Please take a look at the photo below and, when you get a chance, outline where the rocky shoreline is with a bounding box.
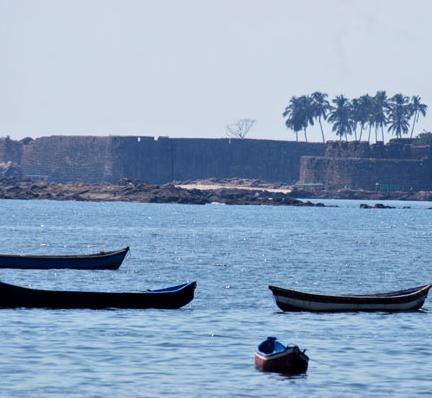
[289,187,432,201]
[0,178,324,207]
[1,178,431,206]
[178,178,432,202]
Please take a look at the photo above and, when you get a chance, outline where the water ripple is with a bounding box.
[0,200,430,396]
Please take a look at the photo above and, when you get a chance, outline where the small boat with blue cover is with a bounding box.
[255,337,309,375]
[0,280,197,309]
[0,247,129,270]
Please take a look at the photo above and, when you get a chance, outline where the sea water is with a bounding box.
[0,199,430,397]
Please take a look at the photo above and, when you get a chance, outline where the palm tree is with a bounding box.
[387,94,411,138]
[310,91,330,143]
[356,95,373,141]
[298,95,314,142]
[283,96,301,141]
[328,95,353,141]
[409,96,427,138]
[372,91,388,142]
[362,94,378,142]
[282,95,314,142]
[350,98,360,140]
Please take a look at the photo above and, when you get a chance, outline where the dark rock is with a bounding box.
[360,203,395,209]
[0,179,331,207]
[373,203,395,209]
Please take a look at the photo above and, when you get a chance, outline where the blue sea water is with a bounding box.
[0,199,430,397]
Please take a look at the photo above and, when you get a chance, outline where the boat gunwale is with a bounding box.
[0,246,129,260]
[0,280,196,297]
[255,350,294,361]
[269,284,432,305]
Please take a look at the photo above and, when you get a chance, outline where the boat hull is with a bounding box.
[0,247,129,270]
[269,284,431,312]
[255,349,308,375]
[0,280,196,309]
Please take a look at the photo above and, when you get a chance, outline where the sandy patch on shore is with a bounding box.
[176,183,292,194]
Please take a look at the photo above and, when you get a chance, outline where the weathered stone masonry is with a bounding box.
[0,136,325,184]
[299,140,432,190]
[5,136,431,189]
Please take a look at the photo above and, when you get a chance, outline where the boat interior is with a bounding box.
[258,337,286,354]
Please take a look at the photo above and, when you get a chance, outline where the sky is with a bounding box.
[0,0,431,142]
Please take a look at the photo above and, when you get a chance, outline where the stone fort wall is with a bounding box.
[299,141,432,190]
[5,136,431,189]
[0,137,22,164]
[300,156,432,190]
[20,136,114,183]
[0,136,325,184]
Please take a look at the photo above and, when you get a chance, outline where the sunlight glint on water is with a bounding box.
[0,199,430,397]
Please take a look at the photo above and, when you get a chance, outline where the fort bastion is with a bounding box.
[299,140,432,191]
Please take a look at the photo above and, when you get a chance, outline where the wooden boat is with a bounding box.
[255,337,309,375]
[0,247,129,270]
[269,284,432,312]
[0,280,196,309]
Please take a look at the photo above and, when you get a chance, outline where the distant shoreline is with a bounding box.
[288,187,432,202]
[178,179,432,202]
[0,178,322,207]
[0,178,431,205]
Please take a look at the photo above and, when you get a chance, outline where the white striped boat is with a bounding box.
[269,284,432,312]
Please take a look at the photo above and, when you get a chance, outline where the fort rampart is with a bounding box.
[299,140,432,190]
[3,135,432,190]
[0,136,325,184]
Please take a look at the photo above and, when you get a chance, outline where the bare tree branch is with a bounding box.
[226,119,256,139]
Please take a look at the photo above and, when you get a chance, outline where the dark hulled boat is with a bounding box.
[0,280,196,309]
[269,284,432,312]
[255,337,309,375]
[0,247,129,270]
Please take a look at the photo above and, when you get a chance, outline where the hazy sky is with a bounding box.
[1,0,431,141]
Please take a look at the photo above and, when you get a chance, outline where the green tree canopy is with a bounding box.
[328,95,353,141]
[283,92,427,143]
[310,91,331,143]
[409,96,427,138]
[387,94,411,138]
[283,95,314,142]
